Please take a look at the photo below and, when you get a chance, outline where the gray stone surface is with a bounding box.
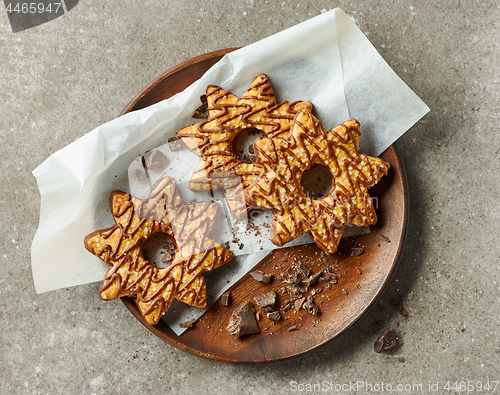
[1,0,498,394]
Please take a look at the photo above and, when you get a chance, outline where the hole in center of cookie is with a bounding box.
[234,128,264,164]
[142,233,177,268]
[300,164,333,199]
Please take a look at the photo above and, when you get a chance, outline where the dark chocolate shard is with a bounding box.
[351,247,364,256]
[226,301,260,338]
[298,263,311,277]
[374,328,398,353]
[220,291,231,306]
[250,270,272,283]
[144,149,167,170]
[254,291,277,308]
[284,269,301,284]
[301,271,322,287]
[131,168,146,181]
[167,136,184,151]
[303,295,320,316]
[266,311,281,321]
[179,319,195,329]
[286,284,301,296]
[294,297,306,312]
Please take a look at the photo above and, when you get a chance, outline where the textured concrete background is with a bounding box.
[1,0,499,394]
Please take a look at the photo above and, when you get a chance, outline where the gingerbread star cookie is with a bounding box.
[247,108,390,254]
[178,74,312,217]
[84,177,233,325]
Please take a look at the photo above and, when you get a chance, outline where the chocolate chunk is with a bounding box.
[220,291,231,306]
[266,311,281,321]
[301,271,322,287]
[351,247,364,256]
[250,270,272,283]
[192,109,207,119]
[374,328,398,353]
[287,325,299,332]
[192,99,208,119]
[311,288,322,295]
[283,304,293,312]
[144,149,167,170]
[167,136,184,151]
[377,233,391,243]
[179,319,195,328]
[131,168,146,181]
[226,301,260,338]
[319,272,337,282]
[255,312,262,321]
[261,306,274,315]
[298,263,311,277]
[298,285,309,294]
[284,269,301,284]
[303,296,320,316]
[162,253,172,263]
[294,297,306,312]
[254,291,277,308]
[286,284,301,296]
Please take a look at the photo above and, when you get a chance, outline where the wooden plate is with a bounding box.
[120,48,408,364]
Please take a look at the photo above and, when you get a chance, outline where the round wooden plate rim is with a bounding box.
[119,48,408,364]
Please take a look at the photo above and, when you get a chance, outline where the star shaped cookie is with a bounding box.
[84,177,233,325]
[178,74,312,217]
[247,108,390,254]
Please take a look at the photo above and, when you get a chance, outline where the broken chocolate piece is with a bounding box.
[261,306,274,315]
[287,284,301,296]
[226,301,260,338]
[374,328,398,353]
[266,311,281,321]
[294,297,306,312]
[287,325,299,332]
[301,271,322,287]
[131,168,146,182]
[250,270,272,283]
[283,304,293,312]
[284,269,301,284]
[167,136,184,151]
[254,291,277,308]
[303,296,321,316]
[298,263,311,277]
[377,233,391,243]
[319,272,337,282]
[192,95,208,118]
[144,149,167,170]
[351,247,364,256]
[179,319,195,329]
[220,291,231,306]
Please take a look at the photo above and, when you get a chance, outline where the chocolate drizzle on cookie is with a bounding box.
[177,74,313,217]
[84,177,232,325]
[248,108,390,254]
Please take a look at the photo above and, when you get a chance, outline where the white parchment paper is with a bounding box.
[31,8,429,334]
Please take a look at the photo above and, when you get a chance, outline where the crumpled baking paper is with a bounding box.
[31,8,429,335]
